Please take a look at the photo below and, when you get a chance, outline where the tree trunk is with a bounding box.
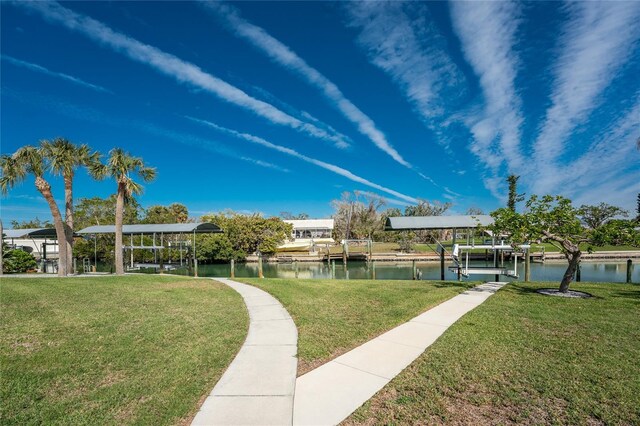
[35,176,67,276]
[114,184,125,275]
[64,174,74,274]
[559,250,581,293]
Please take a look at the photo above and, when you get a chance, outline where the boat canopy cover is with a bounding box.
[3,228,59,239]
[76,222,222,235]
[384,215,494,230]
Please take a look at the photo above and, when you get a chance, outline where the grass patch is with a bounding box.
[1,275,248,425]
[347,282,640,425]
[238,278,474,374]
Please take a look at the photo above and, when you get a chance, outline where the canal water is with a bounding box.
[129,260,639,283]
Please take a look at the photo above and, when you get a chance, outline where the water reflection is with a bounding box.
[130,259,638,283]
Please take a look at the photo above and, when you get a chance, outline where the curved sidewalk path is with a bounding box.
[293,281,506,426]
[192,278,298,426]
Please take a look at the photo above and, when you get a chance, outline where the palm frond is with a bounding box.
[0,154,27,195]
[15,146,45,177]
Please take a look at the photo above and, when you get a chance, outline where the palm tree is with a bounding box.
[0,147,68,276]
[94,148,156,275]
[41,138,101,273]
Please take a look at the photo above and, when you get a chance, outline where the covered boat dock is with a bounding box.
[76,222,222,276]
[384,215,521,281]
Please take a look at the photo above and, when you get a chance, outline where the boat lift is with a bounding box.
[385,215,520,280]
[450,240,519,278]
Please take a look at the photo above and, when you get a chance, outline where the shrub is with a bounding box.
[3,249,38,273]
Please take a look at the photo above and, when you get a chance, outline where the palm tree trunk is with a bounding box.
[0,219,4,275]
[114,184,125,275]
[35,176,67,276]
[559,250,581,293]
[64,174,74,274]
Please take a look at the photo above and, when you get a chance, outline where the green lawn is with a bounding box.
[532,242,638,253]
[238,278,474,374]
[1,275,248,425]
[347,282,640,425]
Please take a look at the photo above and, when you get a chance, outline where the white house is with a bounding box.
[279,219,335,251]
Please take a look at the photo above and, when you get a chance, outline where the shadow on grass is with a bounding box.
[507,283,543,296]
[428,280,475,290]
[610,290,640,301]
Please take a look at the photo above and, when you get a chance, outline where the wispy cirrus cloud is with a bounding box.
[353,190,412,207]
[186,116,419,204]
[16,1,349,149]
[548,97,640,208]
[2,86,290,174]
[345,1,465,149]
[449,1,524,179]
[532,1,640,193]
[204,1,409,167]
[2,54,112,94]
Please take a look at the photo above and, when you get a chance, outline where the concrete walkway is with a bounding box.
[192,278,298,426]
[292,282,506,426]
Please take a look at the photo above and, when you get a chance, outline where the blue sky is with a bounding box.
[1,1,639,224]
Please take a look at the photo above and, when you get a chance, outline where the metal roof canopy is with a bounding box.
[384,215,494,231]
[3,228,59,239]
[76,222,222,235]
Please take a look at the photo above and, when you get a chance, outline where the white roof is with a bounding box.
[284,219,334,229]
[385,215,494,230]
[3,228,59,239]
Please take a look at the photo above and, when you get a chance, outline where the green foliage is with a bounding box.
[507,174,525,212]
[95,148,157,201]
[10,217,53,229]
[491,195,638,291]
[144,203,189,224]
[591,219,640,248]
[375,207,403,242]
[199,212,292,261]
[491,195,586,250]
[197,234,237,261]
[578,202,627,229]
[2,249,37,273]
[73,196,143,263]
[74,196,143,230]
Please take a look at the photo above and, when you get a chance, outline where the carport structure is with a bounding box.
[76,222,222,276]
[384,215,521,281]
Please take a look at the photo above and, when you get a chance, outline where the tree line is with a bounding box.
[2,141,638,294]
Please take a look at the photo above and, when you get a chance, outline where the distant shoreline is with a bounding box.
[248,250,640,263]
